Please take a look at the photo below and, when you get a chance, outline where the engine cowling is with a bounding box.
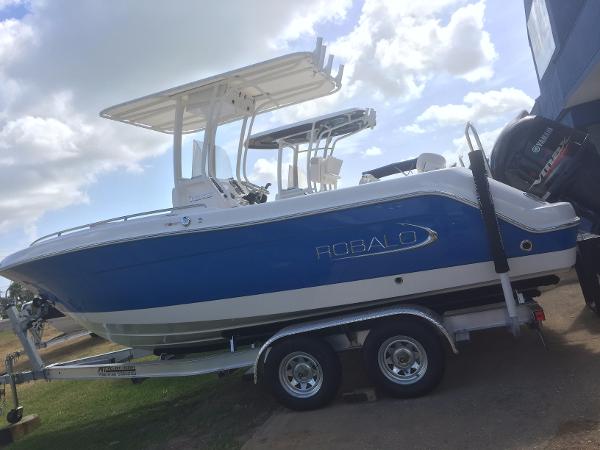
[490,114,600,231]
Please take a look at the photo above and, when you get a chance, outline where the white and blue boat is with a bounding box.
[0,40,579,352]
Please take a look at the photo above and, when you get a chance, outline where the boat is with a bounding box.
[0,39,580,352]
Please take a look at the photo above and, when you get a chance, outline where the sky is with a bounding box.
[0,0,539,292]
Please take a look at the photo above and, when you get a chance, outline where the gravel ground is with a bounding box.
[243,277,600,450]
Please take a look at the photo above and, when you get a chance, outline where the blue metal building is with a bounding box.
[525,0,600,148]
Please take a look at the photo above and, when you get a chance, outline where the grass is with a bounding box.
[0,329,276,449]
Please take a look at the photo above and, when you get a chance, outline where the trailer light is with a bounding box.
[533,309,545,322]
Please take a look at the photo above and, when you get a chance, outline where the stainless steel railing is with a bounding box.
[30,203,203,246]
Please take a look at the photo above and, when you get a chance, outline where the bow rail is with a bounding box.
[30,204,202,246]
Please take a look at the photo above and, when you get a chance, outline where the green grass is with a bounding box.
[7,375,274,449]
[0,332,276,450]
[6,372,275,450]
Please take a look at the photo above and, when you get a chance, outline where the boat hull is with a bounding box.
[0,193,577,350]
[74,251,571,350]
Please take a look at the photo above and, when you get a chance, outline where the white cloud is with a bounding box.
[452,125,502,156]
[0,0,23,10]
[439,125,503,167]
[330,0,497,101]
[271,0,352,48]
[416,87,534,127]
[0,18,33,65]
[363,146,382,157]
[399,123,427,134]
[271,0,499,124]
[0,94,169,231]
[401,88,532,168]
[0,0,347,234]
[438,1,497,82]
[250,158,278,187]
[269,91,345,125]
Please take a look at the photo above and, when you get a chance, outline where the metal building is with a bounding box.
[525,0,600,148]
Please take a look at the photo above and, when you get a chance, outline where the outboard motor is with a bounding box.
[491,114,600,315]
[490,114,600,232]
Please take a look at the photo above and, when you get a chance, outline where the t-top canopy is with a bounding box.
[247,108,376,149]
[100,39,343,134]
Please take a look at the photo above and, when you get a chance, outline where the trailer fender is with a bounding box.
[253,304,457,383]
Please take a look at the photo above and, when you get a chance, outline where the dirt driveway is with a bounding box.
[243,279,600,450]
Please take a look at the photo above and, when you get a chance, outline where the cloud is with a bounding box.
[0,18,33,66]
[330,0,497,101]
[0,93,169,231]
[250,158,278,187]
[399,123,427,134]
[401,87,533,167]
[270,0,352,48]
[450,125,503,161]
[415,87,534,127]
[270,1,498,125]
[268,91,345,126]
[363,146,382,157]
[0,0,23,10]
[0,0,346,234]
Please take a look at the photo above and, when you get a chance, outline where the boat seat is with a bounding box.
[309,156,343,188]
[416,153,446,172]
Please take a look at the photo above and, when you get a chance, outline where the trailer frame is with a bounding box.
[0,294,544,423]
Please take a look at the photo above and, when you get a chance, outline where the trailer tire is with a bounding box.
[263,336,341,411]
[363,320,445,398]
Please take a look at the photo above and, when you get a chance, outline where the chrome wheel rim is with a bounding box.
[278,351,323,398]
[377,335,428,385]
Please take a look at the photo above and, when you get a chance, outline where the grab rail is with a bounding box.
[30,204,204,247]
[465,122,492,177]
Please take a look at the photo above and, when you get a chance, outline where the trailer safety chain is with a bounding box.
[29,318,46,348]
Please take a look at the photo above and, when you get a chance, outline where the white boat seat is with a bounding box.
[416,153,446,172]
[309,156,343,188]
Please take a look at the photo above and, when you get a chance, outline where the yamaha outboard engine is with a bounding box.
[491,114,600,315]
[490,114,600,232]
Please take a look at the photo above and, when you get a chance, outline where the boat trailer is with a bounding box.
[0,293,545,423]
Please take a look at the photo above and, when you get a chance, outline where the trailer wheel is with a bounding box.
[363,320,445,398]
[263,336,341,411]
[6,407,23,424]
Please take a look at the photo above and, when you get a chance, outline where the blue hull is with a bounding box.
[3,195,577,314]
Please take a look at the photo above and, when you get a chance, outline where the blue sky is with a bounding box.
[0,0,539,292]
